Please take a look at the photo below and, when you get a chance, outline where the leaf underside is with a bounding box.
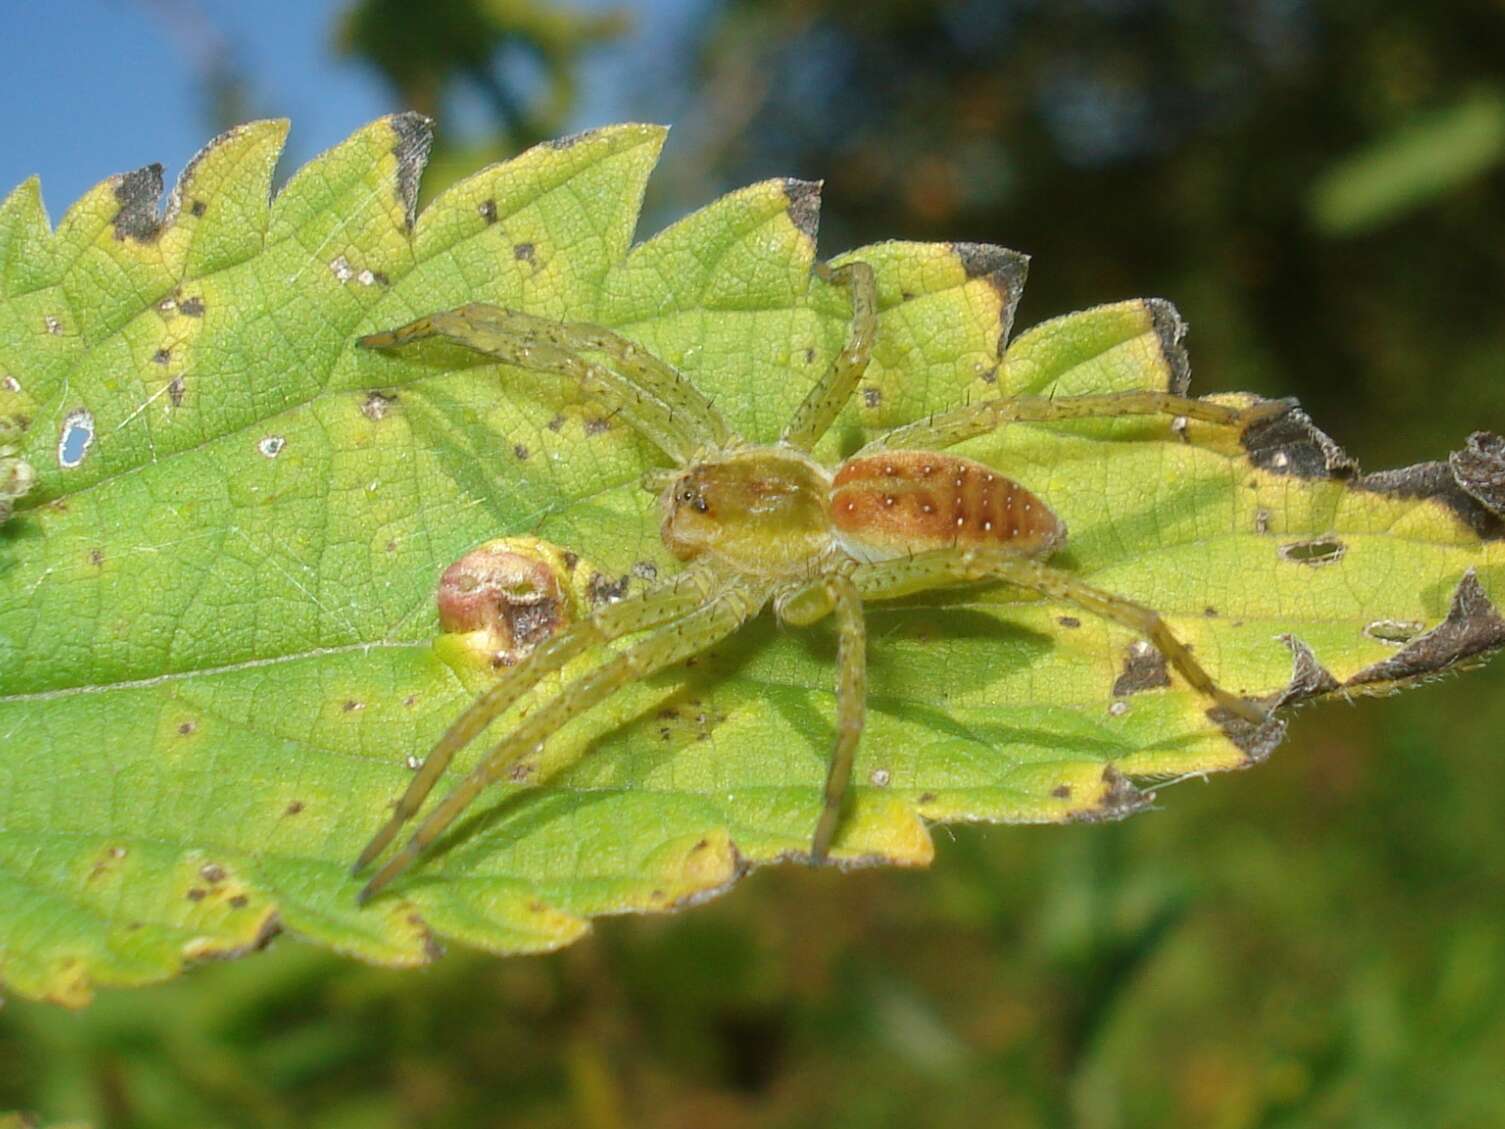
[0,117,1500,1005]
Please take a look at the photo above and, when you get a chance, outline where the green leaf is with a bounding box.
[1309,88,1505,235]
[2,117,1501,1005]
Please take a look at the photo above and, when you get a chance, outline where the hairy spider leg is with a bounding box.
[861,390,1293,454]
[357,305,735,462]
[776,575,868,861]
[353,567,719,877]
[357,583,767,903]
[846,548,1268,724]
[780,260,879,451]
[487,307,735,450]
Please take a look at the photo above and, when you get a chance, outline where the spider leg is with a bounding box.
[357,581,767,903]
[860,390,1293,454]
[847,548,1268,724]
[780,260,878,451]
[352,565,718,878]
[776,576,867,862]
[358,306,735,463]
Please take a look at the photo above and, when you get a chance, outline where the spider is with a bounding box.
[351,259,1285,903]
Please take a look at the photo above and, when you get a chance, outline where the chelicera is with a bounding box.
[351,258,1285,902]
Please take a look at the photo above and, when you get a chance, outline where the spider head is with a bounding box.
[660,452,832,574]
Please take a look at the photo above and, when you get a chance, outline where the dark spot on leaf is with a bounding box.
[403,694,418,708]
[692,838,709,853]
[1357,431,1505,540]
[953,242,1028,353]
[1145,299,1193,396]
[169,375,185,403]
[389,112,432,229]
[1243,404,1357,479]
[178,296,205,317]
[285,801,304,816]
[152,347,171,364]
[1210,705,1287,764]
[862,387,881,408]
[782,179,821,241]
[343,699,363,712]
[478,199,497,223]
[1279,537,1346,566]
[200,863,225,884]
[631,560,658,581]
[44,314,62,335]
[513,443,529,460]
[918,792,937,805]
[88,548,104,567]
[1113,641,1171,696]
[509,761,534,782]
[1052,785,1072,799]
[562,550,579,570]
[588,572,631,606]
[804,347,816,365]
[513,242,535,262]
[190,199,206,217]
[1348,570,1505,689]
[546,414,565,432]
[1254,508,1272,534]
[228,895,248,909]
[112,163,164,242]
[177,721,196,736]
[369,270,390,287]
[386,540,398,553]
[901,289,916,301]
[979,364,999,384]
[1057,616,1081,628]
[1068,766,1151,823]
[584,417,611,436]
[1204,606,1219,617]
[186,888,206,902]
[361,390,397,421]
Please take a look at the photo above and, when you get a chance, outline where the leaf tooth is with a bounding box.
[411,123,667,282]
[164,119,290,279]
[0,175,54,294]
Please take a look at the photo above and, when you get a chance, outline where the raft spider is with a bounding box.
[352,258,1284,903]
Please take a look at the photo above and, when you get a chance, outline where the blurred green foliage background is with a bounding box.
[5,1,1505,1125]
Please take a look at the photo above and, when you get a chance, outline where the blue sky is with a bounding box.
[4,0,702,220]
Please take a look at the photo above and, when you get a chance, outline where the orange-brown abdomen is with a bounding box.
[831,451,1064,561]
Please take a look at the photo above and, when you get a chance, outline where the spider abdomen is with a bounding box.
[831,451,1064,560]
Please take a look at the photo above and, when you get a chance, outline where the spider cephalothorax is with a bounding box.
[351,260,1286,903]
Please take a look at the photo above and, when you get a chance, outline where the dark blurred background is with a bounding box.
[4,2,1505,1126]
